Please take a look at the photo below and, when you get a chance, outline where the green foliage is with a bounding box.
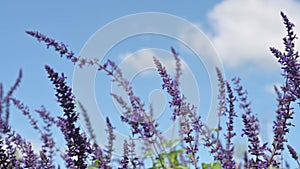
[88,159,102,169]
[202,162,221,169]
[88,166,97,169]
[149,149,187,169]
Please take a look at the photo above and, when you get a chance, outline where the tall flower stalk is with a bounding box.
[153,50,201,169]
[46,65,92,168]
[268,11,300,167]
[233,77,268,168]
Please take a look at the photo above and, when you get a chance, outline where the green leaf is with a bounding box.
[168,149,185,165]
[149,148,186,168]
[211,128,220,133]
[94,159,101,166]
[88,159,102,169]
[150,156,166,169]
[202,162,221,169]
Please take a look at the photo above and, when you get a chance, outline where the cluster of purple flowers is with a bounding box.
[25,31,77,64]
[0,11,299,169]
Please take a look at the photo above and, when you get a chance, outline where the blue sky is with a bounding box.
[1,0,300,168]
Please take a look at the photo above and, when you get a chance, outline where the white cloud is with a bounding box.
[205,0,300,70]
[117,50,156,72]
[117,48,187,78]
